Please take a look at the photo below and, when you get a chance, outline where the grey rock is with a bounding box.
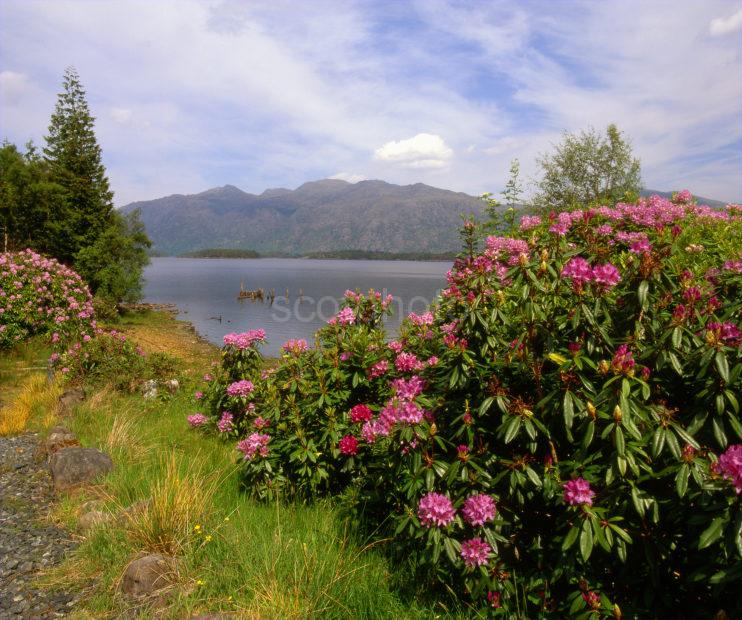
[49,447,114,491]
[164,378,180,394]
[42,426,80,457]
[78,509,112,533]
[120,553,173,596]
[142,380,158,399]
[58,388,85,414]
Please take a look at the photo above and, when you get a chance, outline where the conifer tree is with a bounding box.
[43,67,114,261]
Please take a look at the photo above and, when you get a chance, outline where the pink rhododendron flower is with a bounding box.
[592,263,621,289]
[563,477,595,506]
[717,444,742,493]
[629,238,652,255]
[236,433,270,460]
[328,306,355,325]
[339,434,359,455]
[418,492,456,528]
[408,311,434,326]
[391,376,426,400]
[460,538,491,568]
[194,391,204,401]
[612,344,635,375]
[368,359,389,378]
[519,215,542,230]
[675,189,693,204]
[187,413,208,427]
[395,352,424,372]
[227,380,254,397]
[462,494,497,526]
[223,330,266,349]
[217,411,234,433]
[254,416,270,429]
[349,404,374,423]
[706,322,742,347]
[561,257,593,284]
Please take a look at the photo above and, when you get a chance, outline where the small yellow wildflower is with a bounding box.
[205,534,212,542]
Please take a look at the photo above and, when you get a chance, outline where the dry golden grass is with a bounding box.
[119,450,222,555]
[104,411,148,463]
[0,374,61,436]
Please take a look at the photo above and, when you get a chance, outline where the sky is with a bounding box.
[1,0,741,206]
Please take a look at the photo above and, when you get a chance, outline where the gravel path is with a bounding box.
[0,434,80,619]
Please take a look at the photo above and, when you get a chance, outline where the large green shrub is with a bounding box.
[194,194,742,617]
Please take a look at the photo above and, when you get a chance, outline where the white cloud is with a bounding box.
[329,172,366,183]
[0,70,29,104]
[710,9,742,36]
[110,107,132,124]
[373,133,453,169]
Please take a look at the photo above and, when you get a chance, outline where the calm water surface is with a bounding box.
[143,258,451,356]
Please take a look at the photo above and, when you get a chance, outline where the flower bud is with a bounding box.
[613,604,622,620]
[613,405,622,423]
[540,249,549,262]
[587,402,596,419]
[429,422,437,437]
[598,360,610,375]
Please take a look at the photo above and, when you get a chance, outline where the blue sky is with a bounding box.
[1,0,741,205]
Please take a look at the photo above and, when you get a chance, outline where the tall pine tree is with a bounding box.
[44,67,114,262]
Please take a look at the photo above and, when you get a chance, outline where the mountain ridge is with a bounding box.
[123,180,730,256]
[122,179,488,256]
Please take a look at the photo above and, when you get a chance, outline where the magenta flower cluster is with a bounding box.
[187,413,208,427]
[418,492,456,528]
[236,433,270,460]
[462,494,497,526]
[717,444,742,494]
[460,538,491,568]
[0,249,94,349]
[563,478,595,506]
[561,257,621,290]
[227,379,254,397]
[223,329,266,349]
[217,411,234,433]
[339,434,359,455]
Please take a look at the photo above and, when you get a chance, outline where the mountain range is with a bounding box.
[122,179,486,256]
[122,180,728,256]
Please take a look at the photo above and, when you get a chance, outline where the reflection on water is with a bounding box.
[143,257,451,356]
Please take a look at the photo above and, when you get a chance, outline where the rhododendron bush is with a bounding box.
[0,249,94,349]
[194,194,742,617]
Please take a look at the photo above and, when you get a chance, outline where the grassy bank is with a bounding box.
[2,310,461,619]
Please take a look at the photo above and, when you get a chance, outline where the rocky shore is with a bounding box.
[0,434,80,619]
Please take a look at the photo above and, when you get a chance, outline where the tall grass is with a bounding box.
[0,374,60,436]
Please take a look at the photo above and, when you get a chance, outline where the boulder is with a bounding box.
[58,388,85,414]
[41,426,80,457]
[49,447,114,491]
[142,380,158,400]
[120,553,173,596]
[78,509,112,533]
[164,379,180,394]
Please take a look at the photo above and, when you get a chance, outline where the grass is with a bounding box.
[2,310,462,619]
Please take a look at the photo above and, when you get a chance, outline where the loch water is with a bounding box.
[143,257,451,356]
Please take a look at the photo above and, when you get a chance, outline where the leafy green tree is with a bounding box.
[0,141,67,254]
[75,209,151,304]
[43,66,114,261]
[501,158,523,207]
[534,124,641,212]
